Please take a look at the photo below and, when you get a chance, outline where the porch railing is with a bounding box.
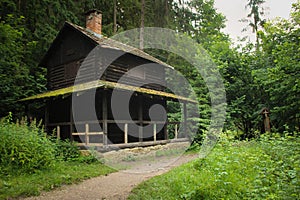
[47,120,186,147]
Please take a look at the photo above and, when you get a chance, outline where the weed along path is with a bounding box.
[23,143,197,200]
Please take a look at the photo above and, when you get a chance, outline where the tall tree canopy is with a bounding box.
[255,2,300,132]
[0,0,299,137]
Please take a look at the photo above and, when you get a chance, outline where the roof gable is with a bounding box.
[39,22,97,67]
[40,22,173,69]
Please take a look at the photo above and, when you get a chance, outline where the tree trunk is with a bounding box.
[113,0,117,34]
[165,0,169,27]
[140,0,145,50]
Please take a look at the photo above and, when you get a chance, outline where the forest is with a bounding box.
[0,0,299,199]
[0,0,299,137]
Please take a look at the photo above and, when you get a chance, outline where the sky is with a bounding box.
[214,0,297,44]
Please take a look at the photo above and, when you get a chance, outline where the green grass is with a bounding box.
[0,118,116,199]
[0,161,115,199]
[128,134,300,200]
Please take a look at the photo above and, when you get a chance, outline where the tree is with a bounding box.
[0,15,37,117]
[244,0,266,49]
[113,0,117,34]
[140,0,145,50]
[164,0,229,139]
[254,1,300,132]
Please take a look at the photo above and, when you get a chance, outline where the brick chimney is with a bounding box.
[85,9,102,35]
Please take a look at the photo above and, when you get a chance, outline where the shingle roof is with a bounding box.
[21,22,196,103]
[66,22,173,69]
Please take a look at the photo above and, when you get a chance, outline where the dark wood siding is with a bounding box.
[105,53,166,91]
[46,27,95,90]
[43,23,170,145]
[45,26,166,91]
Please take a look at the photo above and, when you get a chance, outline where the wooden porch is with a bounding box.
[48,120,189,150]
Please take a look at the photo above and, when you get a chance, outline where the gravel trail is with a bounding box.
[23,149,197,200]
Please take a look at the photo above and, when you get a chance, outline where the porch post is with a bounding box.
[183,101,187,138]
[175,123,178,139]
[56,125,61,140]
[85,123,89,145]
[70,97,74,141]
[153,123,157,142]
[138,95,143,142]
[124,123,128,144]
[164,99,168,140]
[102,90,108,145]
[164,120,168,140]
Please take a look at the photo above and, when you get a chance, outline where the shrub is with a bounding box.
[0,118,55,175]
[52,138,100,163]
[128,133,300,199]
[186,134,300,199]
[53,139,81,161]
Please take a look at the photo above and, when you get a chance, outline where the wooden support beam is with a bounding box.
[138,95,143,142]
[85,123,89,145]
[175,123,178,139]
[57,125,60,140]
[153,123,157,142]
[70,98,74,142]
[124,123,128,144]
[183,102,187,138]
[73,132,103,136]
[164,121,168,140]
[102,90,108,145]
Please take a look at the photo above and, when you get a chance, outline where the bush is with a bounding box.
[128,133,300,199]
[0,117,55,175]
[0,114,102,177]
[187,134,300,199]
[52,138,100,163]
[53,139,81,161]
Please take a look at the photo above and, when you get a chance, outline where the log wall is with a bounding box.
[46,28,166,91]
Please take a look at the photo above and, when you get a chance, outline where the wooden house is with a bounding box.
[22,10,194,149]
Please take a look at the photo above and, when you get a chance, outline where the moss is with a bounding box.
[20,80,196,103]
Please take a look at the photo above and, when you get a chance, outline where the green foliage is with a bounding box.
[0,118,55,174]
[0,161,115,199]
[0,116,114,199]
[0,0,83,117]
[255,2,300,132]
[53,139,81,161]
[0,115,100,176]
[0,0,298,138]
[52,139,101,164]
[0,15,32,117]
[128,133,300,199]
[217,1,299,136]
[244,0,266,47]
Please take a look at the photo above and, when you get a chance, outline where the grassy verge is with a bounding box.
[128,134,300,199]
[0,117,116,199]
[0,161,115,199]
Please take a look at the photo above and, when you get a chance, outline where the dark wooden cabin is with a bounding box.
[22,10,194,149]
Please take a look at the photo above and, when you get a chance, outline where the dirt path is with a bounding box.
[23,152,197,200]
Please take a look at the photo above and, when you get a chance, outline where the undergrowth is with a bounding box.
[0,161,114,199]
[0,115,115,199]
[128,133,300,199]
[0,117,55,174]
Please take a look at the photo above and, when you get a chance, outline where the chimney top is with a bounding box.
[85,9,102,35]
[85,9,102,16]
